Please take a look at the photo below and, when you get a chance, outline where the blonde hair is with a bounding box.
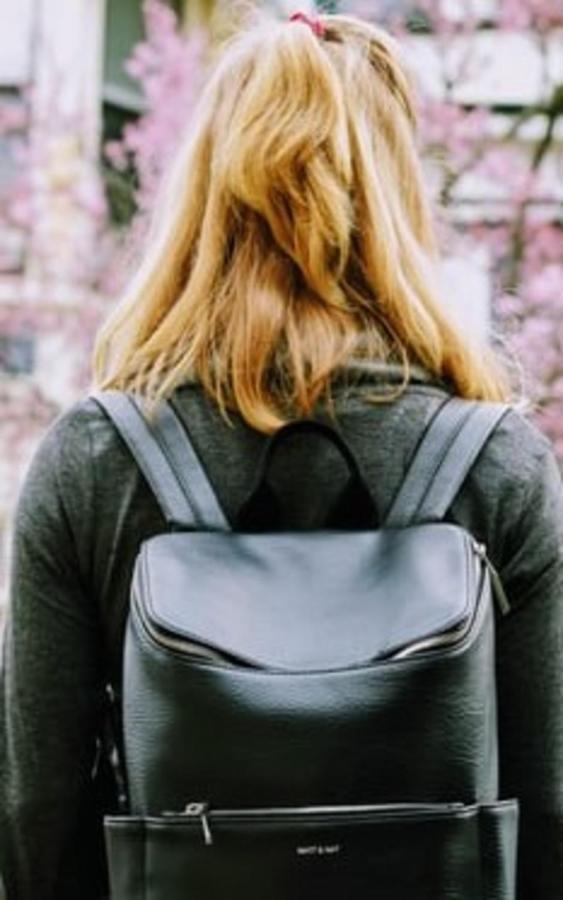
[93,12,509,432]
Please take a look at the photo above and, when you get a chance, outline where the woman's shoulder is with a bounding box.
[19,394,139,515]
[28,386,562,518]
[31,393,136,466]
[393,382,556,486]
[457,402,562,597]
[402,390,559,521]
[472,402,558,501]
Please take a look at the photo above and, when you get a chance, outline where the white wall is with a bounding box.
[0,0,35,85]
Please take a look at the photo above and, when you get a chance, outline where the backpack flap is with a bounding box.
[132,522,480,673]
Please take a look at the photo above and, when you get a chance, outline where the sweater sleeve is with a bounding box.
[494,429,563,900]
[0,407,108,900]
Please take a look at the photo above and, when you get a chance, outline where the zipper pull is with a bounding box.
[487,562,511,617]
[472,541,487,559]
[184,802,214,846]
[472,541,511,617]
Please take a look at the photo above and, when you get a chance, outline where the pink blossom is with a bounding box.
[420,101,491,170]
[125,42,159,80]
[104,140,129,172]
[105,0,207,215]
[524,265,561,307]
[499,0,563,30]
[1,0,561,465]
[0,103,28,134]
[496,293,522,318]
[74,178,108,220]
[5,194,33,229]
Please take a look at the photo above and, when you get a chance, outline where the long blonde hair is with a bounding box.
[93,12,509,432]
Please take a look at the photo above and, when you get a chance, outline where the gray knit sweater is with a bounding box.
[1,367,562,899]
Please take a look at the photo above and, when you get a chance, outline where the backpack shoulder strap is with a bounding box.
[384,397,510,528]
[91,390,229,531]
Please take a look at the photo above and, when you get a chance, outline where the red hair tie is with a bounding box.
[289,11,326,38]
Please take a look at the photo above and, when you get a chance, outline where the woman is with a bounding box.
[0,11,561,900]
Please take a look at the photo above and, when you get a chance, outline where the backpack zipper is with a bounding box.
[472,541,511,616]
[161,800,467,847]
[391,538,485,659]
[394,540,510,660]
[135,537,500,666]
[134,561,240,666]
[389,618,472,659]
[134,597,252,667]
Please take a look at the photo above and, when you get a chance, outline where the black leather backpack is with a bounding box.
[93,390,518,900]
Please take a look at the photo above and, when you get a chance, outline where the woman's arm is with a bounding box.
[495,436,563,900]
[0,408,108,900]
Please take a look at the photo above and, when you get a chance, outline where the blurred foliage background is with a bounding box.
[0,0,561,600]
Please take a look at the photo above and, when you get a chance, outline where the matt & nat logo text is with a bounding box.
[296,844,342,857]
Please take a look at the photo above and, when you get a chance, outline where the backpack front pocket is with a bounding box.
[105,799,518,900]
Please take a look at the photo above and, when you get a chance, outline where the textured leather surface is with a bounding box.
[91,391,228,530]
[105,800,518,900]
[91,391,198,527]
[479,801,519,900]
[148,397,229,530]
[93,392,510,535]
[95,391,517,897]
[385,400,510,528]
[123,555,498,816]
[137,524,476,670]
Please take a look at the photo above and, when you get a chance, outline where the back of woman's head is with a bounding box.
[94,11,509,432]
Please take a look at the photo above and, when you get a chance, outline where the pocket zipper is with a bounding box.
[162,800,467,847]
